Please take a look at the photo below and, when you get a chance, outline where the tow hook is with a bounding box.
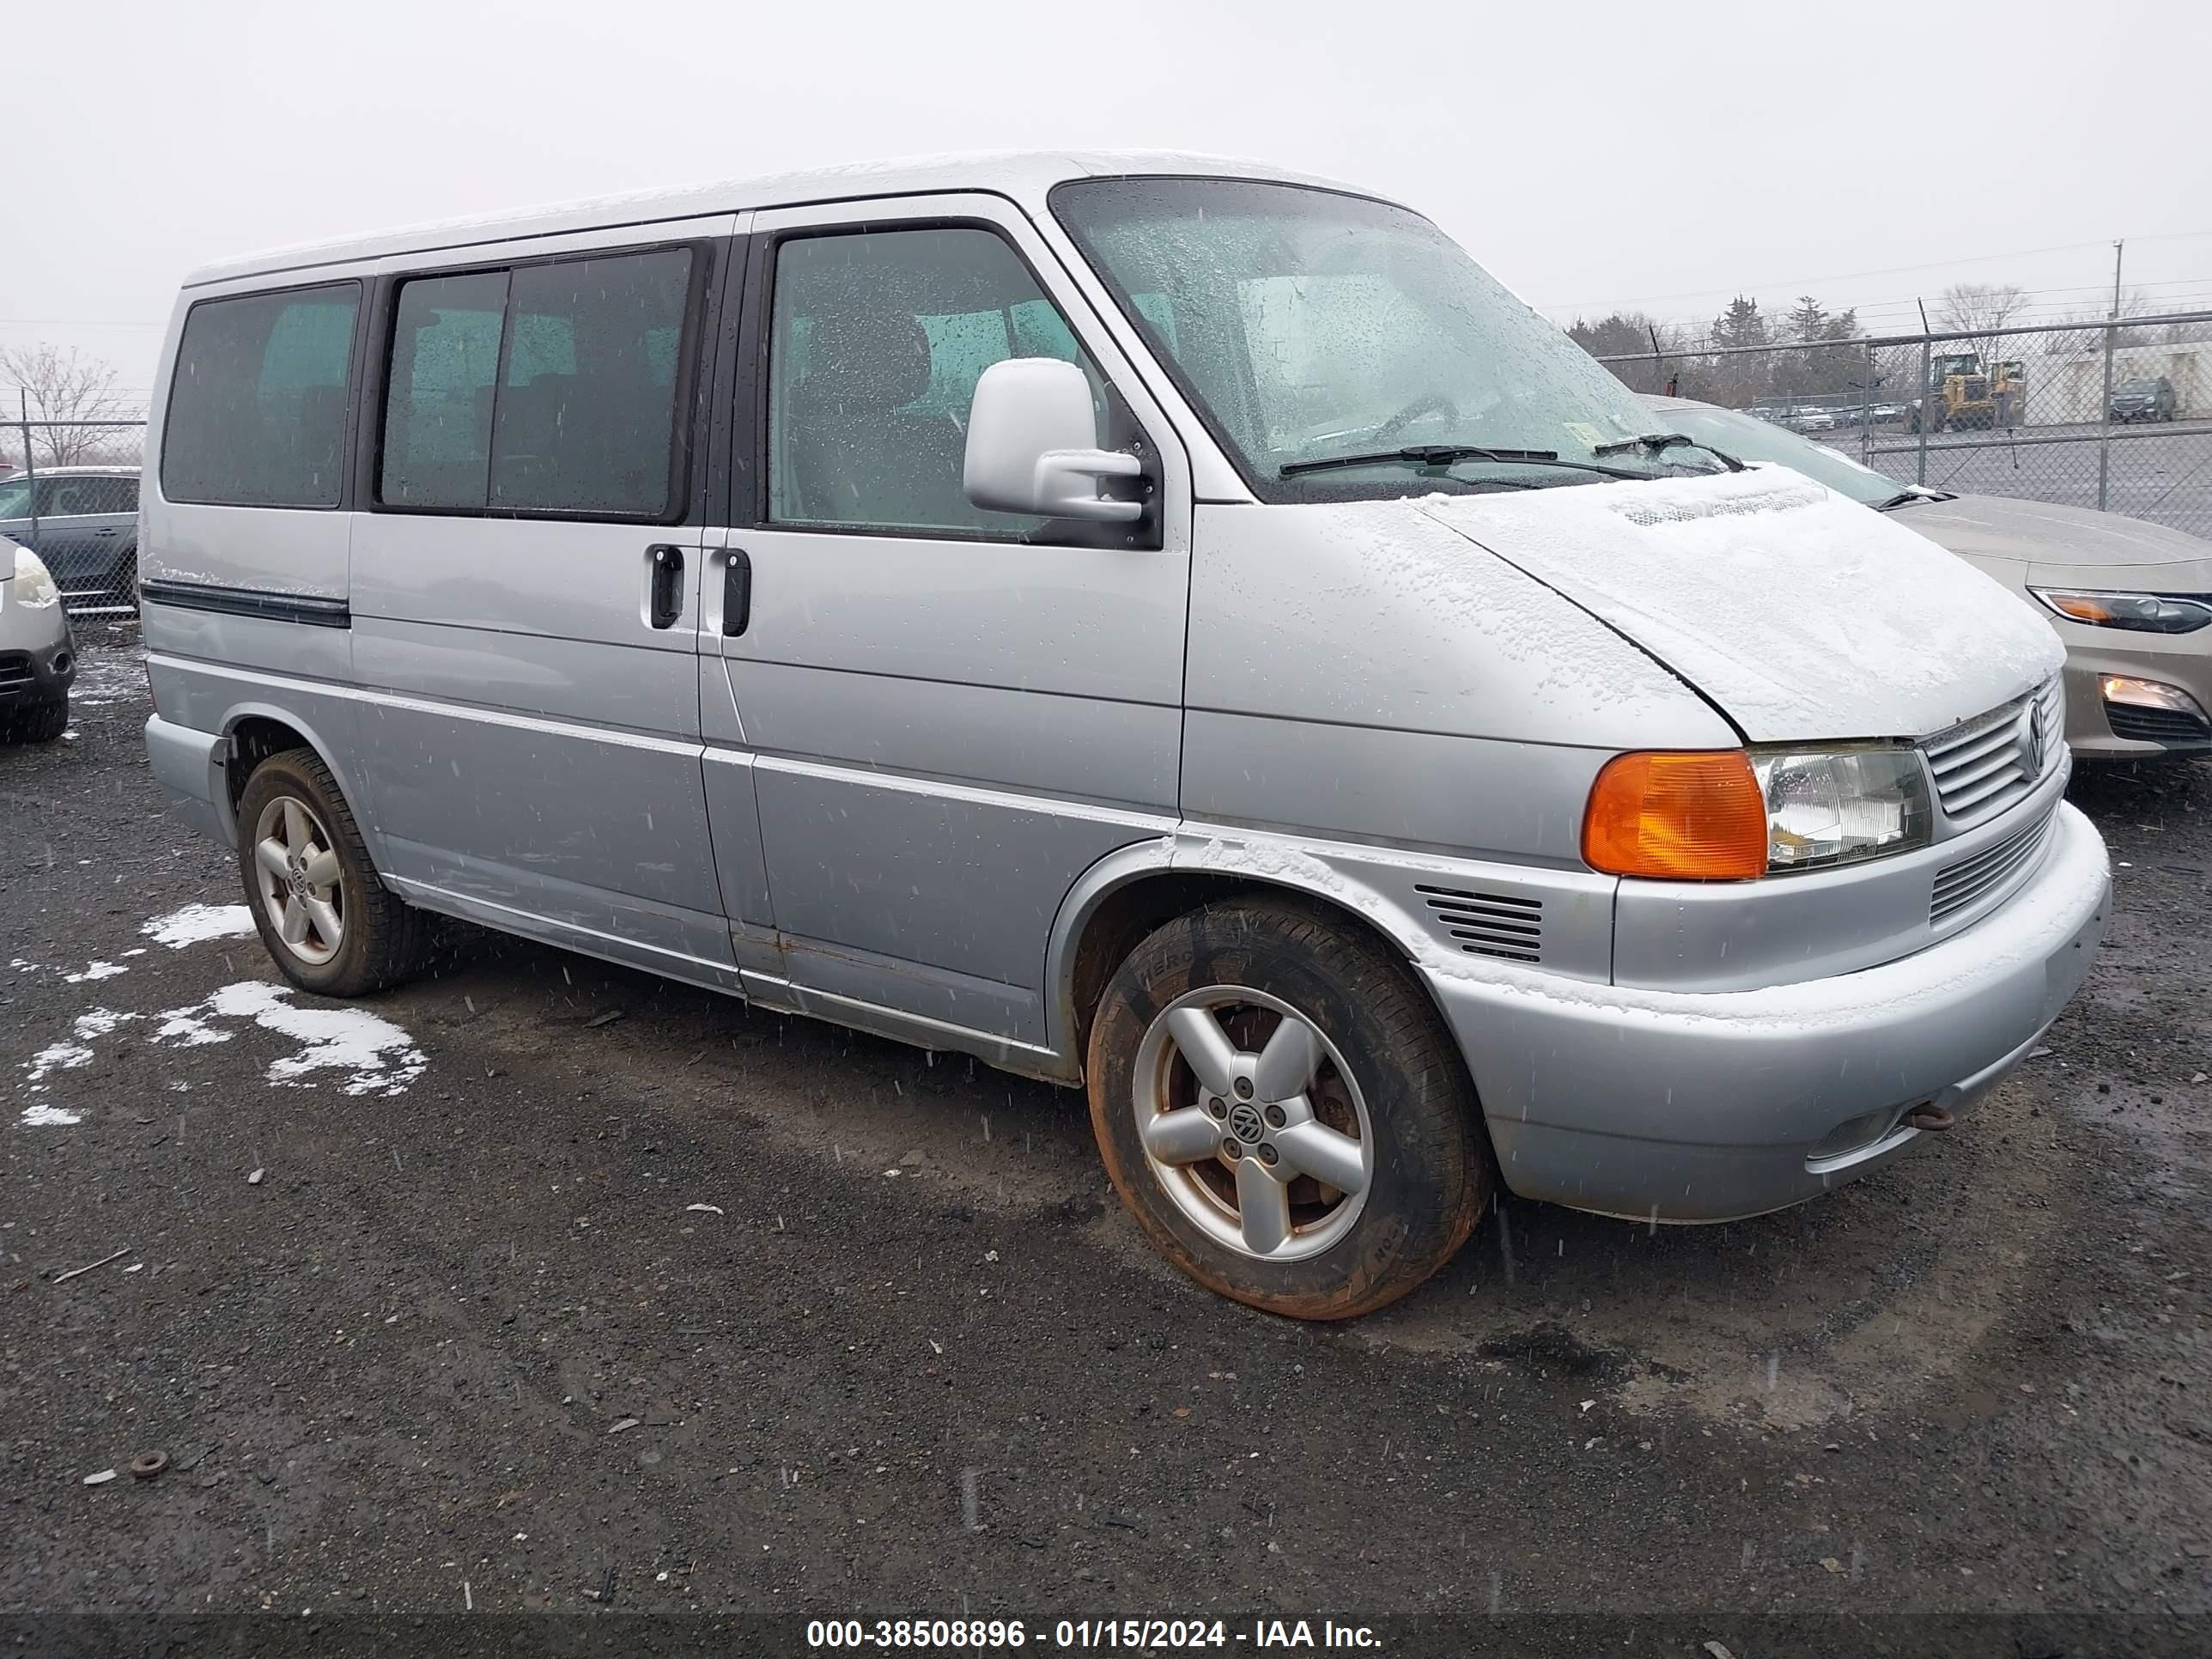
[1905,1103,1956,1133]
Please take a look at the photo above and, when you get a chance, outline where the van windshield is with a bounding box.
[1051,177,1719,502]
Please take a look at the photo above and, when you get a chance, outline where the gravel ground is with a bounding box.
[3,629,2207,1656]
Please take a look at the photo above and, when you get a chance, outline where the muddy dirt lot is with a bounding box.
[3,632,2208,1656]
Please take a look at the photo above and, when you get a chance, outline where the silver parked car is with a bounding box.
[1644,395,2212,758]
[0,534,76,743]
[140,154,2110,1318]
[0,465,142,611]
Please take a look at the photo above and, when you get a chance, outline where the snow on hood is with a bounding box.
[1898,493,2212,570]
[1418,470,2063,744]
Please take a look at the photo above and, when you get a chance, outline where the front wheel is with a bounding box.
[235,748,428,996]
[1086,896,1489,1320]
[3,696,68,744]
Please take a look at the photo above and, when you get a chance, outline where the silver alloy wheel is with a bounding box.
[1132,986,1374,1262]
[252,794,344,967]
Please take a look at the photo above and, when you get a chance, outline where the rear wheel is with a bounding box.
[1086,896,1489,1320]
[235,748,428,996]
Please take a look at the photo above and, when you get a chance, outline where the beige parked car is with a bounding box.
[1645,396,2212,759]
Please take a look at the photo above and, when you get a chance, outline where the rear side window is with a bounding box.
[161,283,361,507]
[378,246,696,520]
[47,476,137,514]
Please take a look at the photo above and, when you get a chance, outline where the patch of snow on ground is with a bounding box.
[26,1042,94,1085]
[26,1008,144,1086]
[67,647,149,708]
[20,1103,82,1127]
[64,962,129,984]
[143,904,256,948]
[153,1005,232,1047]
[156,981,427,1095]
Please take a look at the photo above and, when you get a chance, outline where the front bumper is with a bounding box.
[2060,641,2212,758]
[1424,802,2110,1222]
[0,631,75,708]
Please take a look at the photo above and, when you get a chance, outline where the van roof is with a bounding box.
[184,149,1355,289]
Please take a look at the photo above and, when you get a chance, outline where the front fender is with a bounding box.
[1042,824,1616,1073]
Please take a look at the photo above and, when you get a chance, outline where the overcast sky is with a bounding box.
[7,0,2209,402]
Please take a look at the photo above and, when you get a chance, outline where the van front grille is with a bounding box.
[0,651,32,692]
[1922,678,2061,823]
[1415,884,1543,963]
[1930,806,2056,926]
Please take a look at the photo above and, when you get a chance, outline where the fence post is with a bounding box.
[2096,319,2117,512]
[1915,337,1930,485]
[18,390,36,544]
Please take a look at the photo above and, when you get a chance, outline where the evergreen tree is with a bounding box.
[1711,296,1769,350]
[1565,312,1674,394]
[1786,296,1830,343]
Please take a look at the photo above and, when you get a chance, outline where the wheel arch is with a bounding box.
[1046,836,1454,1080]
[215,703,380,861]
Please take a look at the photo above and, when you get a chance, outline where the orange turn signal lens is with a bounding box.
[1582,750,1768,880]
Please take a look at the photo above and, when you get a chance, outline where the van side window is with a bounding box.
[161,283,361,507]
[382,271,507,509]
[766,228,1100,538]
[494,252,692,515]
[379,247,696,519]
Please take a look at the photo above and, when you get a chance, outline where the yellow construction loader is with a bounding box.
[1908,354,2027,432]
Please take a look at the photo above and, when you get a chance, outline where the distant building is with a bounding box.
[2028,339,2211,424]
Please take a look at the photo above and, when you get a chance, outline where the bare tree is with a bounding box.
[2040,288,2172,356]
[1934,283,2028,368]
[0,344,135,466]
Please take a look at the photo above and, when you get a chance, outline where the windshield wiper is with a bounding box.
[1279,443,1650,481]
[1594,432,1745,471]
[1875,487,1955,511]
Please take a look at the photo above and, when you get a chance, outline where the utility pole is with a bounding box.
[2097,239,2123,510]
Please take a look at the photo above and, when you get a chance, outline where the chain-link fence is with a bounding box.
[2,417,149,617]
[1595,310,2212,540]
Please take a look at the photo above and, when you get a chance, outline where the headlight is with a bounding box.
[7,543,60,610]
[2101,675,2210,722]
[2030,587,2211,634]
[1583,745,1930,879]
[1753,747,1931,872]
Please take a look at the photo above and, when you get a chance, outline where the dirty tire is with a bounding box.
[1087,896,1489,1320]
[4,696,69,744]
[235,747,428,997]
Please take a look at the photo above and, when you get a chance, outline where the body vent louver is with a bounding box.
[1415,884,1543,963]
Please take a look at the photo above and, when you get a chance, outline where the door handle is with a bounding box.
[647,544,684,629]
[723,548,752,637]
[91,528,119,538]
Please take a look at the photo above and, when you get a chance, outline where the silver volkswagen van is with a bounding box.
[141,153,2111,1318]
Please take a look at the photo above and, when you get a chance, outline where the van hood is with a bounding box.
[1417,469,2063,744]
[1893,492,2212,568]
